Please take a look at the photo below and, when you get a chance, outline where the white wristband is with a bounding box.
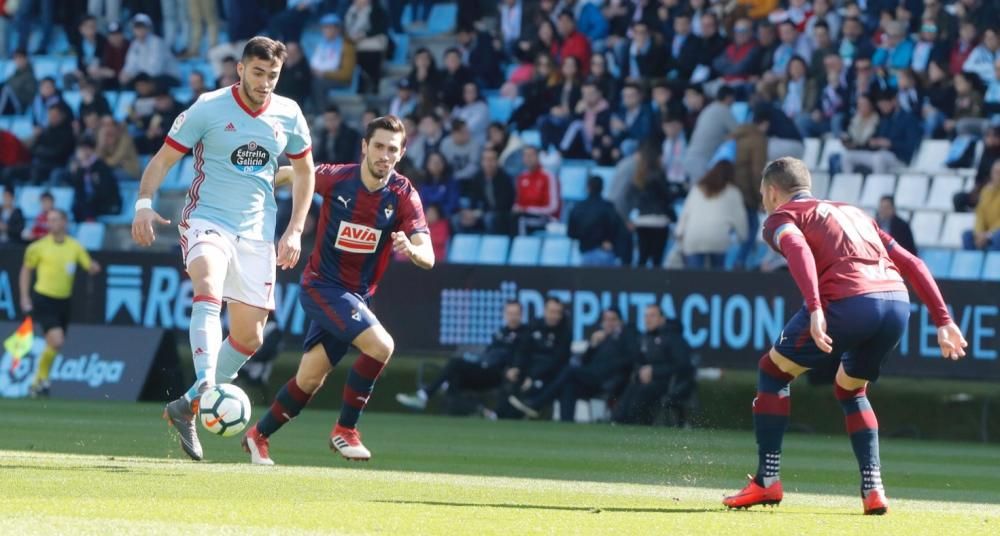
[134,198,153,211]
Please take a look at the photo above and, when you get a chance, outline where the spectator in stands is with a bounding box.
[963,27,999,85]
[757,99,806,161]
[611,81,654,157]
[512,145,560,234]
[777,56,817,133]
[806,0,840,42]
[950,71,990,137]
[752,20,779,75]
[496,297,570,419]
[439,47,476,111]
[418,152,459,216]
[511,52,559,131]
[556,77,611,160]
[182,71,208,107]
[25,192,54,241]
[807,21,835,82]
[134,90,181,155]
[695,12,726,77]
[838,17,873,66]
[405,113,445,171]
[623,142,677,267]
[0,127,31,178]
[423,204,449,262]
[309,13,357,109]
[268,0,321,44]
[713,17,760,85]
[207,0,267,76]
[68,136,121,222]
[555,9,592,77]
[911,19,946,75]
[950,20,978,76]
[683,85,738,182]
[161,0,189,55]
[314,105,360,165]
[69,16,107,89]
[454,147,515,234]
[77,78,112,122]
[956,126,1000,212]
[407,47,441,112]
[28,78,65,128]
[25,104,75,185]
[842,89,921,174]
[96,115,140,181]
[675,161,748,269]
[452,82,489,145]
[487,121,524,176]
[770,21,812,77]
[873,20,915,72]
[456,24,504,90]
[498,0,533,55]
[895,68,922,116]
[613,304,695,427]
[272,42,311,108]
[396,300,528,413]
[799,52,848,137]
[0,49,37,115]
[963,160,1000,251]
[509,308,637,422]
[185,0,220,57]
[440,118,483,194]
[537,56,583,151]
[661,112,688,186]
[732,112,768,269]
[92,22,129,90]
[876,195,917,255]
[922,60,955,138]
[532,17,560,60]
[840,92,879,151]
[389,78,418,120]
[619,20,665,83]
[568,174,621,267]
[588,52,619,106]
[0,185,26,245]
[344,0,390,93]
[120,13,180,88]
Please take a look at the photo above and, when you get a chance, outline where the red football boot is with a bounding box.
[863,488,889,515]
[330,424,371,461]
[242,424,275,466]
[723,475,784,509]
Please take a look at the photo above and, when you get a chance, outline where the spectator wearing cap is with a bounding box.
[452,82,490,144]
[842,89,921,174]
[0,185,26,245]
[310,13,357,108]
[799,53,848,138]
[946,72,987,138]
[696,12,727,76]
[683,86,738,182]
[964,28,1000,85]
[119,13,180,88]
[569,174,621,267]
[389,78,418,119]
[92,22,129,89]
[873,21,915,72]
[69,136,121,222]
[269,0,321,44]
[962,160,1000,251]
[0,49,37,116]
[713,17,760,85]
[314,105,361,165]
[876,196,917,255]
[456,24,504,90]
[276,42,314,108]
[555,10,592,78]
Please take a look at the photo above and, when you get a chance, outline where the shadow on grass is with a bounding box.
[373,499,716,514]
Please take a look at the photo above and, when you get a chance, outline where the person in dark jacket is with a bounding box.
[396,300,527,412]
[454,147,516,234]
[613,304,695,426]
[568,175,621,266]
[456,25,503,90]
[0,185,26,245]
[623,142,678,267]
[274,41,313,110]
[30,104,76,184]
[841,89,921,174]
[69,136,122,222]
[313,105,361,165]
[955,126,1000,211]
[876,196,917,255]
[509,308,638,422]
[496,298,571,419]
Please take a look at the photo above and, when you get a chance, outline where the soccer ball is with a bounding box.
[198,384,251,437]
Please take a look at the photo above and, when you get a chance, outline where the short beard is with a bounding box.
[367,155,388,179]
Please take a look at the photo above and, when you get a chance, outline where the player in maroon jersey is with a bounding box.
[723,157,967,515]
[242,115,434,464]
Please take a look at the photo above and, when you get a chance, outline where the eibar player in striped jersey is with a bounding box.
[722,157,967,515]
[242,115,434,465]
[131,36,316,461]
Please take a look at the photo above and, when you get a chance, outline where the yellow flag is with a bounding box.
[4,317,34,372]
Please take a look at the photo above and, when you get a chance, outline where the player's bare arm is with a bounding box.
[392,231,435,269]
[18,263,33,313]
[132,143,185,246]
[276,152,316,271]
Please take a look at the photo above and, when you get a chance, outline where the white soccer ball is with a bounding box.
[198,384,251,437]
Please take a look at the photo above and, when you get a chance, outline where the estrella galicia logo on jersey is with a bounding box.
[230,141,270,174]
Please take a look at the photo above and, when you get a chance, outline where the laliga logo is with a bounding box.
[51,353,125,388]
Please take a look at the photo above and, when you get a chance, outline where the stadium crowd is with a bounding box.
[1,0,999,270]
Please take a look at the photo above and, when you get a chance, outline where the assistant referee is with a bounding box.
[19,209,101,397]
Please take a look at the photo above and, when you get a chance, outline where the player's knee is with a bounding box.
[296,372,327,394]
[46,330,64,349]
[370,335,395,362]
[231,332,263,354]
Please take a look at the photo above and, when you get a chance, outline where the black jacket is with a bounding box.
[276,58,313,106]
[480,325,528,369]
[568,194,621,253]
[33,121,76,166]
[581,327,640,386]
[664,33,702,81]
[638,320,694,383]
[462,31,504,89]
[0,206,25,244]
[314,124,361,165]
[879,215,917,256]
[466,169,515,213]
[71,159,122,221]
[515,319,571,382]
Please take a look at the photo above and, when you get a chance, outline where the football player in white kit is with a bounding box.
[131,36,315,461]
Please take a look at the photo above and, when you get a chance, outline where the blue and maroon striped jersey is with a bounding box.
[303,163,428,297]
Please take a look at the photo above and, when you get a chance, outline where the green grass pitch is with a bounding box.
[2,399,998,535]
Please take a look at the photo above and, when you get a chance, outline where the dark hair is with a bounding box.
[813,20,830,31]
[698,161,735,198]
[364,115,407,146]
[544,297,564,308]
[505,300,522,309]
[632,141,663,191]
[558,9,575,21]
[241,36,287,64]
[78,135,96,148]
[450,118,467,132]
[444,47,462,58]
[40,191,54,201]
[603,308,622,320]
[325,103,341,115]
[49,208,68,220]
[716,85,737,101]
[880,195,895,206]
[761,157,811,193]
[587,174,603,196]
[3,185,15,196]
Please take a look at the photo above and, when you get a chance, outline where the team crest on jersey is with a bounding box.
[335,221,382,254]
[384,204,394,219]
[230,141,270,174]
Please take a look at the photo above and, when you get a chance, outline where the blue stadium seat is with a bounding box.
[0,59,13,79]
[62,90,82,116]
[16,186,46,219]
[568,240,582,266]
[9,116,33,140]
[75,222,106,251]
[983,252,1000,281]
[327,70,361,97]
[559,165,590,202]
[389,32,410,65]
[920,249,953,279]
[731,101,750,123]
[426,3,458,35]
[448,234,481,264]
[50,186,74,214]
[508,236,542,265]
[949,250,984,280]
[519,129,541,147]
[171,87,193,105]
[113,91,137,122]
[488,96,518,123]
[540,236,572,266]
[32,56,63,84]
[589,166,614,194]
[477,235,510,265]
